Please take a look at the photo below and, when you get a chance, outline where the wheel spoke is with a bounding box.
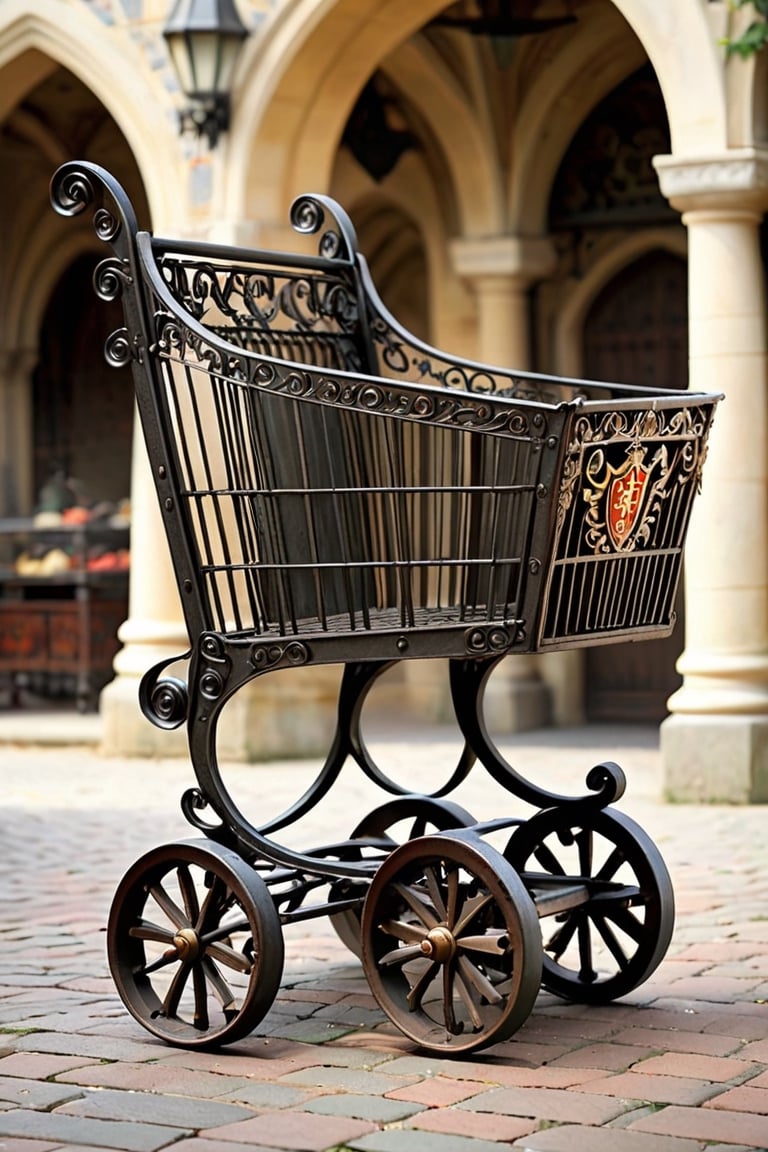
[379,918,427,945]
[424,865,447,921]
[544,910,578,960]
[446,867,460,929]
[454,965,485,1029]
[393,882,440,929]
[595,845,625,884]
[380,942,426,967]
[576,829,593,879]
[206,940,253,974]
[149,882,189,930]
[177,864,200,925]
[603,902,646,944]
[201,956,238,1015]
[163,960,190,1018]
[457,931,508,956]
[453,891,493,938]
[457,954,503,1006]
[442,962,460,1034]
[406,959,440,1011]
[192,962,209,1031]
[591,912,630,971]
[196,874,227,934]
[534,842,566,876]
[129,919,175,945]
[577,914,597,982]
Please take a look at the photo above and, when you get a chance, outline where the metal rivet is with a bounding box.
[165,497,173,510]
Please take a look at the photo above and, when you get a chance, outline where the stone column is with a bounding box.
[654,150,768,801]
[0,349,35,517]
[99,409,341,760]
[448,234,556,734]
[99,412,190,757]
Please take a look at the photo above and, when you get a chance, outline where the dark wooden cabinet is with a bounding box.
[0,519,129,711]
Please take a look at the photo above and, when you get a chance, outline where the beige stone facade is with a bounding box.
[2,0,768,798]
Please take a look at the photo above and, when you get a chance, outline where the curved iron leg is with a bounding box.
[450,657,625,810]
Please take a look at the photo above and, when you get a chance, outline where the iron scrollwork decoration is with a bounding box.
[289,192,360,262]
[556,405,712,556]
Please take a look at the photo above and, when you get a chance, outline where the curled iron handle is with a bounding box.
[50,161,139,248]
[289,192,359,262]
[139,652,191,730]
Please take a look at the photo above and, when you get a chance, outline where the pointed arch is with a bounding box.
[0,2,179,225]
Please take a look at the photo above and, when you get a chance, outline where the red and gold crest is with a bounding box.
[607,455,650,550]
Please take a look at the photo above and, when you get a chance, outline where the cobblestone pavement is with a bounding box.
[1,723,767,1152]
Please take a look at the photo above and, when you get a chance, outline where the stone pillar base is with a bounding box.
[100,664,342,762]
[238,665,341,762]
[661,713,768,803]
[100,671,189,759]
[483,660,552,735]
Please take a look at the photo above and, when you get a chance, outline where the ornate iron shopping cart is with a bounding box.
[51,161,720,1055]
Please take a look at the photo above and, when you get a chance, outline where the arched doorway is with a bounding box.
[583,250,688,721]
[34,255,133,508]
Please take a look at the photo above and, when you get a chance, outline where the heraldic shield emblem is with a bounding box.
[583,441,668,553]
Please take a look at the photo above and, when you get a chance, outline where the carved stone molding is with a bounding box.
[653,149,768,213]
[450,235,557,285]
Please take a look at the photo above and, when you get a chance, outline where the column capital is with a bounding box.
[653,148,768,214]
[450,234,556,285]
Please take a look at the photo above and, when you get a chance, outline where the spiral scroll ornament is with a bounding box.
[141,675,189,730]
[289,193,359,262]
[50,167,97,219]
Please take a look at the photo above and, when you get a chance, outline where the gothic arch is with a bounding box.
[0,3,179,225]
[554,230,687,378]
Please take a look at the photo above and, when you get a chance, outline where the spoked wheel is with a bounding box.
[505,807,674,1004]
[329,798,476,959]
[108,839,284,1049]
[361,833,541,1054]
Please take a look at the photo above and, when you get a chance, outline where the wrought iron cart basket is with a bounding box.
[51,161,720,1055]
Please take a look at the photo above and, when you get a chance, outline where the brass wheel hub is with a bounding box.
[420,925,456,963]
[173,927,200,962]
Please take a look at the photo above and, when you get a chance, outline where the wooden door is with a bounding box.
[582,250,687,722]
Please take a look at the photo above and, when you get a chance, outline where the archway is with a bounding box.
[583,250,688,722]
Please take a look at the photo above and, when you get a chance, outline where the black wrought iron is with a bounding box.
[51,160,720,1055]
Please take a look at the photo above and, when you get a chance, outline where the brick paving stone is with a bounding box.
[457,1085,632,1124]
[200,1109,376,1150]
[550,1043,651,1071]
[633,1052,761,1082]
[704,1085,768,1114]
[169,1142,279,1152]
[0,1109,189,1152]
[630,1103,768,1147]
[13,1032,165,1062]
[385,1075,489,1107]
[278,1064,420,1093]
[0,1141,63,1151]
[508,1124,706,1151]
[406,1106,537,1141]
[348,1130,513,1152]
[741,1040,768,1063]
[265,1019,358,1043]
[58,1087,255,1129]
[610,1026,742,1057]
[55,1061,255,1099]
[0,1075,84,1109]
[575,1070,724,1105]
[214,1082,320,1110]
[0,1052,98,1078]
[302,1091,424,1122]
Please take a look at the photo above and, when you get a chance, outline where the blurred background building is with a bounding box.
[2,0,767,800]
